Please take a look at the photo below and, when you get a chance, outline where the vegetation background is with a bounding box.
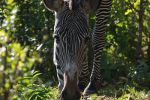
[0,0,150,99]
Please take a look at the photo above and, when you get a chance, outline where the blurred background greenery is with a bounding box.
[0,0,150,100]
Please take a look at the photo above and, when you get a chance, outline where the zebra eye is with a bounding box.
[56,65,61,69]
[54,35,60,43]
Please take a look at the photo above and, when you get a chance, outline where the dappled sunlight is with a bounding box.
[0,0,150,99]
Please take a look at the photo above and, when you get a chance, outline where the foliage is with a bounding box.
[98,0,150,85]
[0,30,57,99]
[15,71,58,100]
[91,84,150,100]
[1,0,56,82]
[0,0,150,99]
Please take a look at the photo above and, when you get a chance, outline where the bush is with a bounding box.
[0,30,56,100]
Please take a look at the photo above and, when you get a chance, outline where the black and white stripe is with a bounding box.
[52,0,112,96]
[89,0,112,84]
[53,2,90,91]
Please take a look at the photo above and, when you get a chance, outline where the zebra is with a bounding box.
[43,0,112,99]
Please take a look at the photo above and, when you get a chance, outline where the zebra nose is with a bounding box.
[61,89,81,100]
[61,71,81,100]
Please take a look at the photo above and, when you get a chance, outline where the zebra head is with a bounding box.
[43,0,89,99]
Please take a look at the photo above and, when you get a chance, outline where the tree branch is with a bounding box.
[125,1,139,13]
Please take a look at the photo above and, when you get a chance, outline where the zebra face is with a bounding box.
[53,8,89,78]
[53,26,89,77]
[44,0,89,99]
[53,4,89,100]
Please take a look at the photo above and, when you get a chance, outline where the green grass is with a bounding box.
[49,83,150,100]
[90,84,150,100]
[57,84,150,100]
[13,74,150,100]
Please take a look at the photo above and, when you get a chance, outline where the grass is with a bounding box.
[90,83,150,100]
[14,74,150,100]
[51,83,150,100]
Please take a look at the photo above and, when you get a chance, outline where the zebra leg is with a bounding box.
[78,58,90,91]
[78,44,91,91]
[83,0,112,95]
[83,31,105,94]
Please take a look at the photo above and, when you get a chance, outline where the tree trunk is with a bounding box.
[136,0,144,65]
[3,47,10,100]
[148,34,150,71]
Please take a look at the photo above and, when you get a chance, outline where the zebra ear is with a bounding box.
[43,0,63,11]
[68,0,74,10]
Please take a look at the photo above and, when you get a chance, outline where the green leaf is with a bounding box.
[125,9,132,15]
